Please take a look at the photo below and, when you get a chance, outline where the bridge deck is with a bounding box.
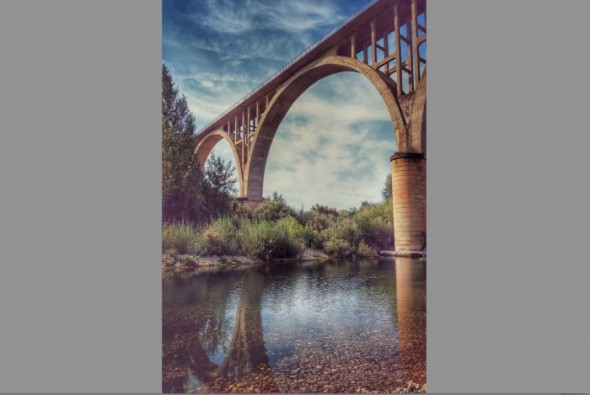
[196,0,426,137]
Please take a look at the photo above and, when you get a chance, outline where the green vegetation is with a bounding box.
[162,222,200,255]
[382,172,392,200]
[162,217,305,261]
[162,64,236,224]
[161,63,394,263]
[163,195,394,261]
[237,217,305,260]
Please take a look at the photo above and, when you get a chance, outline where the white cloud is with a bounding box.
[192,0,344,35]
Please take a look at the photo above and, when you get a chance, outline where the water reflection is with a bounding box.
[162,258,426,393]
[396,258,427,384]
[218,271,269,379]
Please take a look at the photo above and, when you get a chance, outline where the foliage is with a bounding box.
[253,192,298,222]
[236,218,304,261]
[382,173,392,200]
[205,153,237,195]
[323,238,353,257]
[296,194,393,256]
[162,221,200,255]
[162,216,305,260]
[162,64,204,223]
[162,160,395,259]
[300,224,322,248]
[357,240,379,257]
[320,217,362,257]
[302,204,340,232]
[199,217,239,256]
[162,64,236,224]
[231,200,255,221]
[353,199,394,249]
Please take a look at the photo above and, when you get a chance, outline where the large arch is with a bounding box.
[194,129,244,195]
[244,55,409,201]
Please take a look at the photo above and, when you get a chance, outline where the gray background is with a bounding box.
[0,0,588,393]
[0,0,162,392]
[428,0,590,392]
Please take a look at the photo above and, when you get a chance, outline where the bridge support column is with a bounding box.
[391,152,426,253]
[235,197,264,210]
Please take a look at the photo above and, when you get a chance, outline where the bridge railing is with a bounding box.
[196,0,379,136]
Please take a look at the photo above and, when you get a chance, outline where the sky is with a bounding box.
[163,0,396,210]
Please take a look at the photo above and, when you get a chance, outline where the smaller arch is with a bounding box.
[194,130,244,195]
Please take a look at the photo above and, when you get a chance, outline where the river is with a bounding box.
[162,257,426,393]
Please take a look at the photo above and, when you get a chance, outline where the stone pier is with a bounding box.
[391,152,426,253]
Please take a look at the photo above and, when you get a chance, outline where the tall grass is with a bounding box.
[237,217,304,260]
[162,205,392,260]
[200,217,239,256]
[162,221,200,254]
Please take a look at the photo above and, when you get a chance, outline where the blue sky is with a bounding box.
[163,0,396,210]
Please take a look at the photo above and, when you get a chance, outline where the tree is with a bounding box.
[162,64,207,223]
[381,173,392,200]
[200,154,237,219]
[162,63,239,224]
[254,192,297,222]
[204,153,237,195]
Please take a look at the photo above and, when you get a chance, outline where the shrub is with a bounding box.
[354,200,394,249]
[231,200,254,220]
[301,224,321,248]
[301,204,340,232]
[323,238,353,257]
[357,240,378,257]
[200,217,239,256]
[162,221,200,254]
[237,218,304,261]
[253,199,298,222]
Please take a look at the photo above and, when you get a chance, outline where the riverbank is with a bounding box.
[162,248,331,272]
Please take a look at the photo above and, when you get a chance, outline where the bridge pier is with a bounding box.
[391,152,426,254]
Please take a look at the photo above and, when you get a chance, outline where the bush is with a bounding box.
[237,218,304,261]
[231,200,254,220]
[323,238,353,257]
[357,240,378,257]
[301,204,340,232]
[301,224,321,248]
[200,217,239,256]
[253,199,298,222]
[162,222,200,254]
[354,200,393,249]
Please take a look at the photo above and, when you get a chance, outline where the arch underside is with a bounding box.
[245,55,420,200]
[194,130,244,195]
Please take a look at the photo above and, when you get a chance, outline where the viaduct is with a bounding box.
[194,0,426,254]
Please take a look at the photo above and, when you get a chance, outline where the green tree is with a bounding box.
[162,64,205,223]
[163,63,239,224]
[162,64,239,224]
[382,173,392,200]
[253,193,298,222]
[200,154,237,220]
[204,153,237,195]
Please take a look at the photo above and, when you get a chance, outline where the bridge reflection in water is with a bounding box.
[162,259,426,393]
[395,258,427,384]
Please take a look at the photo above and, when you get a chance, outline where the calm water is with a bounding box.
[162,258,426,393]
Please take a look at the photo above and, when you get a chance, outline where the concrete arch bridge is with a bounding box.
[195,0,426,253]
